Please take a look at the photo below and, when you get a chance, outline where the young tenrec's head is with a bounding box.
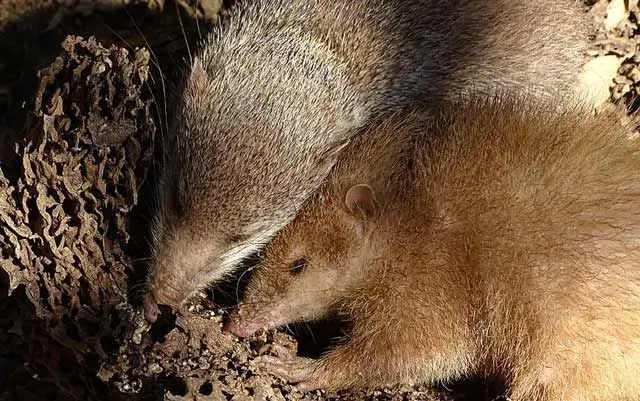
[225,116,415,337]
[224,185,379,337]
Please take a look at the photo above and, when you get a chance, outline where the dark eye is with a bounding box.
[290,258,308,274]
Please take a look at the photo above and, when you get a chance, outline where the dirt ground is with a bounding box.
[1,1,639,400]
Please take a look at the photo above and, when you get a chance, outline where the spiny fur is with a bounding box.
[148,0,591,306]
[232,95,640,400]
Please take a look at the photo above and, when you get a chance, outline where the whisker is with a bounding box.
[175,1,193,66]
[303,321,317,345]
[195,0,203,40]
[121,5,170,170]
[235,265,255,304]
[283,323,294,336]
[217,305,239,312]
[129,256,154,263]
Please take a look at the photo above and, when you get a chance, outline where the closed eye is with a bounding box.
[290,258,308,274]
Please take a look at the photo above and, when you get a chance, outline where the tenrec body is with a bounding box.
[228,96,640,400]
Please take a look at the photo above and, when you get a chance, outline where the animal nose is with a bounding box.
[143,293,159,323]
[222,309,244,336]
[223,306,264,338]
[221,319,237,335]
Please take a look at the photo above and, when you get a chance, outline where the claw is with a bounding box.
[293,379,323,393]
[253,355,291,379]
[267,342,297,359]
[252,354,319,389]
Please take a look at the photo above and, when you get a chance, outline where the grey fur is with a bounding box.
[148,0,591,306]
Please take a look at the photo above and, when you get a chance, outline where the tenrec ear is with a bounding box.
[344,184,377,219]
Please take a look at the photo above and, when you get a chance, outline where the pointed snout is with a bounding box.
[223,318,262,338]
[224,305,264,338]
[224,303,287,338]
[146,262,195,311]
[147,226,225,311]
[143,274,190,324]
[150,281,186,308]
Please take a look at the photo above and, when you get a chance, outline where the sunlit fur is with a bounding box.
[146,0,591,307]
[232,95,640,399]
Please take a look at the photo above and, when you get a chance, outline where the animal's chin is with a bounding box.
[226,304,291,338]
[150,279,195,309]
[150,252,227,307]
[151,289,182,309]
[224,319,265,338]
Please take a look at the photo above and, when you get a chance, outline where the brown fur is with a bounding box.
[147,0,591,308]
[228,96,640,400]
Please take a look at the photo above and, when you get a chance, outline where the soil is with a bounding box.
[0,1,638,400]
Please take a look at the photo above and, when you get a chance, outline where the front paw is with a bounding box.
[252,354,324,392]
